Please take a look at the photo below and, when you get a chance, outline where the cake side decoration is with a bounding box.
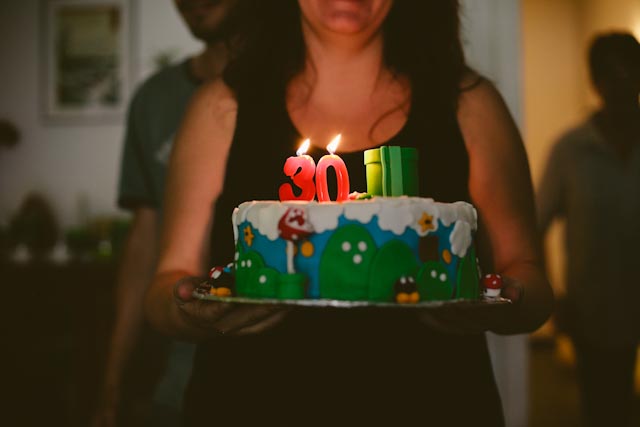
[278,207,313,274]
[482,274,503,298]
[364,146,419,197]
[200,144,495,304]
[394,276,420,304]
[231,198,479,302]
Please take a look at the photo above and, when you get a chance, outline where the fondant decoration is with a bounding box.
[364,146,419,196]
[235,251,280,298]
[380,146,419,196]
[231,198,479,303]
[278,273,307,300]
[417,262,453,301]
[278,207,314,274]
[482,273,503,298]
[244,226,255,247]
[369,240,419,302]
[394,276,420,304]
[418,212,435,233]
[234,199,475,242]
[316,135,350,202]
[194,281,212,296]
[456,245,480,299]
[419,235,439,261]
[319,224,376,300]
[279,139,316,202]
[363,148,383,196]
[450,220,472,257]
[442,249,452,264]
[348,191,372,200]
[278,207,314,241]
[300,241,314,257]
[207,266,235,297]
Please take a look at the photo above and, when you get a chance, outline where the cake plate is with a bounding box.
[192,290,512,309]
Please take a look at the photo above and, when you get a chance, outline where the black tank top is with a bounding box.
[183,89,504,426]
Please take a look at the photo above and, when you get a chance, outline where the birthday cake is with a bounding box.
[203,197,481,303]
[199,144,494,304]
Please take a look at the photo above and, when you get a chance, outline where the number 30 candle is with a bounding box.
[279,139,316,201]
[316,135,350,202]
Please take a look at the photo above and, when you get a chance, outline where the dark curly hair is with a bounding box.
[223,0,468,115]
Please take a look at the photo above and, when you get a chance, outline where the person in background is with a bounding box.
[537,32,640,427]
[146,1,553,425]
[92,1,240,426]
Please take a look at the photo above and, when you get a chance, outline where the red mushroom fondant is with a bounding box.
[208,266,224,280]
[278,207,314,273]
[482,273,503,298]
[278,207,313,241]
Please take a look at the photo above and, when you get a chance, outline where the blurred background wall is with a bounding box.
[0,0,199,228]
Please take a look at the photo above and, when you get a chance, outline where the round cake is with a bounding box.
[225,197,480,303]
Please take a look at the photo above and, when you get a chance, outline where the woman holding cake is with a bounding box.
[145,0,554,425]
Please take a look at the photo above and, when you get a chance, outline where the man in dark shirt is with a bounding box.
[537,32,640,427]
[93,1,239,426]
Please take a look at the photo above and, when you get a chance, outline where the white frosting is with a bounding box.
[307,203,344,233]
[232,208,239,243]
[450,220,472,257]
[234,198,477,244]
[438,201,477,230]
[343,200,380,223]
[378,199,415,235]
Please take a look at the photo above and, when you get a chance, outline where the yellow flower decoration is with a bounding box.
[418,212,435,233]
[244,226,255,247]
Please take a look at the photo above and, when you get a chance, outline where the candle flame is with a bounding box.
[327,134,341,155]
[296,139,311,156]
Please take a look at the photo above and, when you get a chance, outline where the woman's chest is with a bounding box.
[286,85,410,150]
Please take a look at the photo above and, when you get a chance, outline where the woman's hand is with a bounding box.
[173,277,290,337]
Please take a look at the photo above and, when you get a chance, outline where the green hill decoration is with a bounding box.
[455,245,480,299]
[368,240,419,302]
[236,251,280,298]
[417,261,453,301]
[319,224,376,300]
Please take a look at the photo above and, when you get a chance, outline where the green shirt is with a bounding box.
[117,60,200,210]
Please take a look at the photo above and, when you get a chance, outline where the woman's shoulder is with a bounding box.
[173,78,239,162]
[190,78,238,116]
[178,78,239,144]
[457,71,505,116]
[456,71,518,148]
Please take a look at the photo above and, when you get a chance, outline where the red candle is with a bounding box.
[279,139,317,201]
[316,135,350,202]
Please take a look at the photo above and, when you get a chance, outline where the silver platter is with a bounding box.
[192,292,512,309]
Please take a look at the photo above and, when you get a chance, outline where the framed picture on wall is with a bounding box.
[41,0,134,124]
